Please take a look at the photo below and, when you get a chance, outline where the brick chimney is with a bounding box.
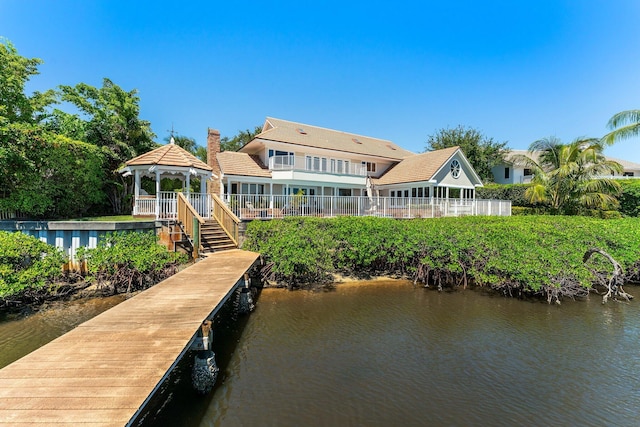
[207,128,221,195]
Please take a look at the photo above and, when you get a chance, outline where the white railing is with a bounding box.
[133,192,512,220]
[132,192,211,220]
[225,194,511,220]
[0,209,26,220]
[268,155,367,176]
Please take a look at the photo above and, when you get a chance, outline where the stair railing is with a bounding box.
[177,193,205,258]
[211,194,240,247]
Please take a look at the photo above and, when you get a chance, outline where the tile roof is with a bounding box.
[126,143,212,171]
[217,152,271,178]
[248,117,415,160]
[374,146,460,185]
[602,155,640,170]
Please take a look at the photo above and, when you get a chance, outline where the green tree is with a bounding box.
[0,39,55,124]
[425,125,509,182]
[221,126,262,152]
[517,137,623,214]
[602,110,640,145]
[0,122,105,218]
[59,78,156,213]
[163,134,197,153]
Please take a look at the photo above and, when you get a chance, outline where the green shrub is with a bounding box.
[0,231,66,300]
[77,231,187,293]
[243,216,640,302]
[477,184,533,207]
[618,180,640,217]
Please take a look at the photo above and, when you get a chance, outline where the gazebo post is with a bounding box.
[155,169,161,219]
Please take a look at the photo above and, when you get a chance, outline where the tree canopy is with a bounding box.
[0,39,55,124]
[0,40,156,217]
[57,78,156,214]
[602,110,640,146]
[221,126,262,152]
[425,125,509,183]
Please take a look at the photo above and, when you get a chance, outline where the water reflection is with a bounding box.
[1,282,638,427]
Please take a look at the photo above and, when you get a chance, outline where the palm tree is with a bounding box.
[602,110,640,145]
[514,137,623,214]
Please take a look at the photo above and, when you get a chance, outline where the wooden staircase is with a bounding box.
[200,219,237,253]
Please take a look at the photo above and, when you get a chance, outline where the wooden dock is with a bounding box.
[0,249,260,426]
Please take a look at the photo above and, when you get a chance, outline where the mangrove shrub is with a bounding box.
[0,231,66,302]
[243,216,640,302]
[77,231,187,294]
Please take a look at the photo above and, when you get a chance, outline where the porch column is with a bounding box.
[185,172,191,197]
[134,170,140,198]
[269,182,274,209]
[200,175,207,194]
[155,170,161,219]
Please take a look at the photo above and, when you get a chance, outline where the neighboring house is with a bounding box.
[492,150,640,184]
[208,117,483,204]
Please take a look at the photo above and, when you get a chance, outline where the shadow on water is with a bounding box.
[134,287,262,427]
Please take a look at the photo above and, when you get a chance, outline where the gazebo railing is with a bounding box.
[132,192,210,220]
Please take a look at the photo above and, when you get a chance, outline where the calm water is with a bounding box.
[1,282,639,426]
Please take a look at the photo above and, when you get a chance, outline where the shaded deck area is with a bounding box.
[0,249,260,426]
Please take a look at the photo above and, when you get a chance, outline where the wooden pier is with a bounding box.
[0,249,260,426]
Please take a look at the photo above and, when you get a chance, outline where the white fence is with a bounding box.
[133,192,511,220]
[227,194,511,220]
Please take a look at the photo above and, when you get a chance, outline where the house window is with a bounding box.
[339,188,351,196]
[404,190,409,198]
[330,159,336,173]
[321,158,327,172]
[504,167,510,179]
[390,191,395,197]
[450,160,461,179]
[313,156,320,171]
[337,160,343,174]
[269,149,294,168]
[623,172,634,177]
[305,156,312,170]
[418,187,423,198]
[412,188,417,197]
[524,168,532,176]
[362,161,376,173]
[345,160,350,174]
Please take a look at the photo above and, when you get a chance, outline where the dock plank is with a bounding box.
[0,249,260,426]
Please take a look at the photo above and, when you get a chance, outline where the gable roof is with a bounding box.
[217,151,271,178]
[126,143,212,171]
[244,117,415,160]
[374,146,461,185]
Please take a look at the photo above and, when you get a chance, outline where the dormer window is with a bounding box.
[297,128,307,135]
[352,138,362,144]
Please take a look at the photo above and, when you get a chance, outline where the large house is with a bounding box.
[493,150,640,184]
[123,117,511,224]
[206,118,507,218]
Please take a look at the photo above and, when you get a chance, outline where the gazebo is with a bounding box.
[119,138,215,218]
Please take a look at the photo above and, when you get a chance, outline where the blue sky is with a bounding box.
[2,0,639,163]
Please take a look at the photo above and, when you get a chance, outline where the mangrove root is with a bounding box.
[583,248,634,304]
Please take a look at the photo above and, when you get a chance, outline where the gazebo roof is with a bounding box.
[125,142,212,171]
